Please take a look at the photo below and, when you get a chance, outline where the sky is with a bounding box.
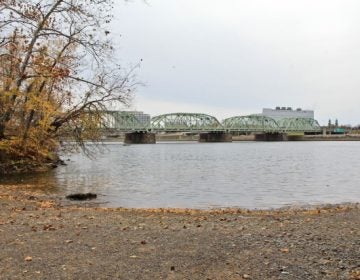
[111,0,360,125]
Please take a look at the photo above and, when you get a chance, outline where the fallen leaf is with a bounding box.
[43,224,56,231]
[38,201,55,208]
[280,248,289,253]
[349,270,360,280]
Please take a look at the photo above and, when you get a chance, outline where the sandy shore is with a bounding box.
[0,185,359,280]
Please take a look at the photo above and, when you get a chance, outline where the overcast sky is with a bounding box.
[111,0,360,125]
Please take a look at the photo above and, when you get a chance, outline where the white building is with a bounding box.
[262,107,314,120]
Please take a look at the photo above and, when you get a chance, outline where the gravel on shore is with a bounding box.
[0,185,359,280]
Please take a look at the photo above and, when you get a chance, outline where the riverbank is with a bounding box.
[0,150,64,175]
[301,134,360,141]
[158,134,360,142]
[0,186,359,279]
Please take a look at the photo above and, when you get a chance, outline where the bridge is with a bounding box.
[103,111,322,143]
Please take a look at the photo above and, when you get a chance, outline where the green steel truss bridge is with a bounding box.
[104,111,321,133]
[151,113,224,132]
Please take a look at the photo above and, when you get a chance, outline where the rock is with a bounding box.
[66,193,97,201]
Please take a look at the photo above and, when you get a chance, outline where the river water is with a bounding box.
[1,141,360,209]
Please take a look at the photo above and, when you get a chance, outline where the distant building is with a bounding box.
[262,107,314,120]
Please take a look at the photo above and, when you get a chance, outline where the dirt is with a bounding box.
[0,185,359,280]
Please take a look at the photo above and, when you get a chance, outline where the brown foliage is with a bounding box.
[0,0,135,164]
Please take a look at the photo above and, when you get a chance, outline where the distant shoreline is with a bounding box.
[101,134,360,142]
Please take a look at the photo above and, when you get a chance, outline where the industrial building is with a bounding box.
[262,107,314,120]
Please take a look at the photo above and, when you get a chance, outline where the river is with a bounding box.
[1,141,360,209]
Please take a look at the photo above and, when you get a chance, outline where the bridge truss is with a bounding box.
[277,118,321,133]
[222,115,281,133]
[103,111,322,134]
[103,111,148,132]
[150,113,223,132]
[222,115,321,133]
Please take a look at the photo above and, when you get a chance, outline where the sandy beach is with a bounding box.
[0,185,359,280]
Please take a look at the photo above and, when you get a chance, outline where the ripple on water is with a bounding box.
[1,141,360,209]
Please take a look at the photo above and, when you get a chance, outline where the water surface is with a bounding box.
[1,142,359,209]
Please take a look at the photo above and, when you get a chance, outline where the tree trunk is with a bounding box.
[0,122,5,140]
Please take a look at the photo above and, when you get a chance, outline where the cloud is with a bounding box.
[112,0,360,125]
[129,95,257,121]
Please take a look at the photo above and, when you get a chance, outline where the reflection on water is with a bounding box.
[1,141,360,209]
[0,171,60,193]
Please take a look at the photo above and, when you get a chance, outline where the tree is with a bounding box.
[0,0,136,167]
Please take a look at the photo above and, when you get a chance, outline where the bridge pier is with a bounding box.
[254,133,288,141]
[287,135,304,141]
[124,132,156,144]
[198,132,232,143]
